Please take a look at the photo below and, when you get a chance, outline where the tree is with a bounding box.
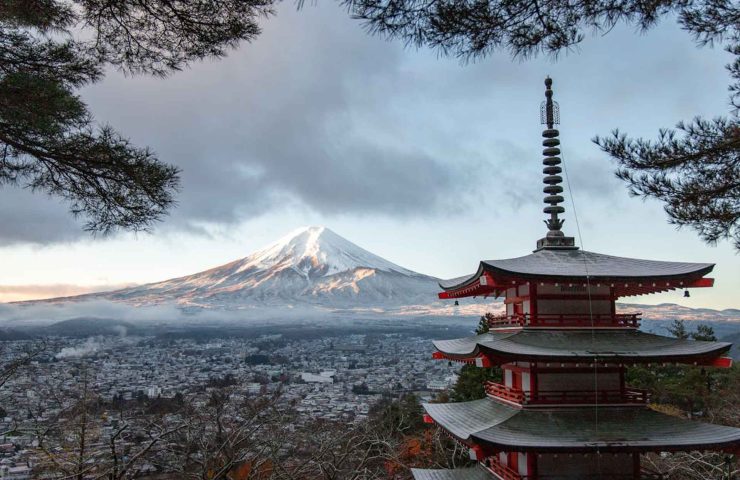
[29,365,184,479]
[162,390,284,479]
[691,324,717,342]
[353,382,371,394]
[668,319,690,340]
[624,321,738,479]
[345,0,740,250]
[0,340,45,391]
[450,313,502,402]
[1,0,274,234]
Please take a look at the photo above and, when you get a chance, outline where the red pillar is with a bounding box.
[527,453,538,479]
[632,452,640,479]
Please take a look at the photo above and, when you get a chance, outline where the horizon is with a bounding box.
[2,224,738,316]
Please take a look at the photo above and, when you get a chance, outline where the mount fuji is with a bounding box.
[92,226,442,309]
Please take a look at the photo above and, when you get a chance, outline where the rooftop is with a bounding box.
[423,398,740,453]
[439,249,714,299]
[432,330,731,363]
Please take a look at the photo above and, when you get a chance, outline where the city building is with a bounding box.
[413,78,740,480]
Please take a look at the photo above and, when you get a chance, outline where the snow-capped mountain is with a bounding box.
[100,226,441,308]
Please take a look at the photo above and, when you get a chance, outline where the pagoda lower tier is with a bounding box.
[417,399,740,480]
[423,399,740,453]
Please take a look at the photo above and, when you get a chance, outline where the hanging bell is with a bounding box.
[684,290,690,298]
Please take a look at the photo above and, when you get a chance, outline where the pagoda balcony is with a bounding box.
[484,458,522,480]
[487,313,640,329]
[485,382,650,406]
[485,382,526,404]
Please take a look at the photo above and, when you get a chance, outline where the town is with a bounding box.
[0,331,459,479]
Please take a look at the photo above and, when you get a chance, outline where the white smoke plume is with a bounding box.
[56,337,103,359]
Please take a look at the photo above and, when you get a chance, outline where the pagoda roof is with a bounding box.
[423,399,740,453]
[411,467,491,480]
[432,330,731,363]
[439,249,713,298]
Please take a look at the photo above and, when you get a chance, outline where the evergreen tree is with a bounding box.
[668,319,690,339]
[1,0,274,233]
[476,313,491,334]
[627,320,725,414]
[691,324,717,342]
[450,313,502,402]
[345,0,740,250]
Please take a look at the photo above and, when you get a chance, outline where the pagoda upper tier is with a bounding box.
[438,249,713,299]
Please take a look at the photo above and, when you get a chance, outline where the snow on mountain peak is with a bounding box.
[58,225,439,309]
[241,226,416,278]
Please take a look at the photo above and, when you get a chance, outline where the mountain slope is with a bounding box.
[102,226,440,308]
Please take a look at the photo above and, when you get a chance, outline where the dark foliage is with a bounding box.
[450,313,502,402]
[208,373,238,388]
[594,117,740,250]
[352,382,372,394]
[345,0,740,250]
[667,320,718,342]
[0,0,274,234]
[692,324,717,342]
[244,354,271,365]
[627,322,725,413]
[369,393,426,434]
[668,319,690,340]
[451,363,501,402]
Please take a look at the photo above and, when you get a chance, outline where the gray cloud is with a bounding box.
[2,4,483,245]
[0,299,353,328]
[0,187,84,245]
[75,4,484,237]
[0,3,730,245]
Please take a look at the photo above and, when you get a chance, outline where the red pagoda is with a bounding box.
[412,78,740,480]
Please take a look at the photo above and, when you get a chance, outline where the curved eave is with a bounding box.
[433,331,732,364]
[438,251,715,299]
[422,398,518,441]
[480,261,714,285]
[432,333,513,359]
[471,407,740,454]
[424,400,740,454]
[438,263,489,299]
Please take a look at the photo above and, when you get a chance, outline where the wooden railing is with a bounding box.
[529,388,650,405]
[487,313,640,329]
[485,458,522,480]
[486,314,527,327]
[485,381,650,406]
[485,382,526,403]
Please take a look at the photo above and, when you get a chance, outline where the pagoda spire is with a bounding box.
[536,77,577,251]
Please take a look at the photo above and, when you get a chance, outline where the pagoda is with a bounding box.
[412,78,740,480]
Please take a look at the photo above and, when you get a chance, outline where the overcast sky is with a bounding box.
[1,4,738,309]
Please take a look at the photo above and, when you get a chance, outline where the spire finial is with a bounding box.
[541,76,559,129]
[535,77,577,251]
